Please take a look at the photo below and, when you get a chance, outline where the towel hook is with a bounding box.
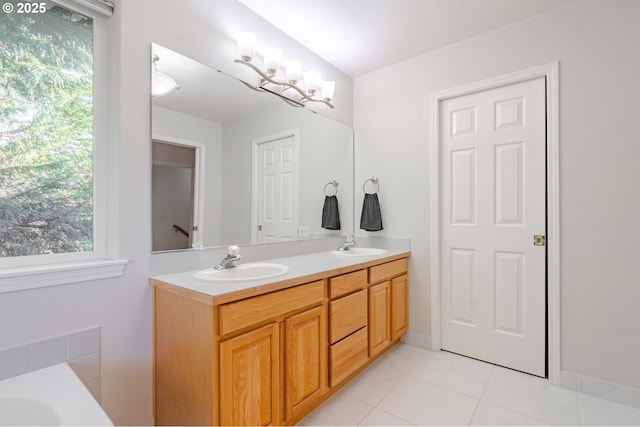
[324,180,339,196]
[363,177,379,194]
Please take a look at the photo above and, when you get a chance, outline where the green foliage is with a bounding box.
[0,5,94,257]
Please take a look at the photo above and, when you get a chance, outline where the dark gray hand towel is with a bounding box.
[322,195,341,230]
[360,193,383,231]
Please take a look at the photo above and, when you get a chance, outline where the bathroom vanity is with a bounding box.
[150,249,409,426]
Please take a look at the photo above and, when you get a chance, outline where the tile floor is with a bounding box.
[298,343,640,426]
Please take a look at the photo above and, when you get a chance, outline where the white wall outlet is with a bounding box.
[298,226,310,238]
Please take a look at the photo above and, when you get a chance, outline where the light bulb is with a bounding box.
[236,32,257,62]
[321,81,335,101]
[285,60,302,84]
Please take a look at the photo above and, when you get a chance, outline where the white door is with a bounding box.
[255,133,298,243]
[440,77,546,376]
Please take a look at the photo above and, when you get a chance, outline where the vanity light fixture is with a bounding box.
[234,32,335,108]
[152,54,180,97]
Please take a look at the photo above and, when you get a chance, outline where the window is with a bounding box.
[0,1,124,290]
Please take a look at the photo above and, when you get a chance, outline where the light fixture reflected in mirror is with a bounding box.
[234,32,335,108]
[152,54,180,97]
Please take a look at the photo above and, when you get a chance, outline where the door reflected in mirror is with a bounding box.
[152,141,196,251]
[151,43,354,252]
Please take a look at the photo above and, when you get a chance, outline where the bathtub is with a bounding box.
[0,363,113,426]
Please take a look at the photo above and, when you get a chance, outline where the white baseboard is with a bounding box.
[560,371,640,410]
[401,332,430,349]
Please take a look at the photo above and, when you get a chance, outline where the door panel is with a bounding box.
[220,323,279,426]
[257,134,298,243]
[440,77,546,377]
[368,281,390,357]
[391,274,409,340]
[285,306,325,421]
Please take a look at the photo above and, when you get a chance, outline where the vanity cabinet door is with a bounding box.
[368,281,391,357]
[284,305,326,421]
[220,323,279,426]
[391,274,409,340]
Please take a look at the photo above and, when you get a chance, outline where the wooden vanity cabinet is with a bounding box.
[152,254,409,426]
[284,305,326,421]
[368,258,409,357]
[218,280,326,426]
[219,303,326,425]
[328,270,368,387]
[391,274,409,340]
[368,280,391,357]
[219,323,279,426]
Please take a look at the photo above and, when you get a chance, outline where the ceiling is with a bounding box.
[236,0,576,77]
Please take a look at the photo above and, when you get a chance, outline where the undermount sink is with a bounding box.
[194,263,290,282]
[332,247,388,256]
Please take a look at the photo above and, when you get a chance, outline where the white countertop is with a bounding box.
[151,249,409,302]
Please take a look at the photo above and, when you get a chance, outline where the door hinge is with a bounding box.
[192,226,198,231]
[533,235,546,246]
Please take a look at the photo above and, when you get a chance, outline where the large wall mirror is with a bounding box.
[151,43,354,252]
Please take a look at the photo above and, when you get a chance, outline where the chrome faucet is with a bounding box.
[338,235,356,251]
[214,245,242,270]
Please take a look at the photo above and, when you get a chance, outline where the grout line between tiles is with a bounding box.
[403,368,487,401]
[369,406,417,426]
[478,398,554,426]
[355,403,376,426]
[478,364,494,400]
[576,390,582,426]
[467,399,481,426]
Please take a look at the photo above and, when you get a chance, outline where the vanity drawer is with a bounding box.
[329,289,367,344]
[329,269,367,299]
[369,258,408,284]
[329,327,368,387]
[219,280,324,336]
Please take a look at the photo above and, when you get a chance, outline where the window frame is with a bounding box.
[0,0,126,292]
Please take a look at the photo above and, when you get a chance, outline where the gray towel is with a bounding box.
[322,195,341,230]
[360,193,383,231]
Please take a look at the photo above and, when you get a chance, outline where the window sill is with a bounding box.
[0,259,128,293]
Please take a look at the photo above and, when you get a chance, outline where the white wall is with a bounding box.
[354,0,640,389]
[0,0,353,425]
